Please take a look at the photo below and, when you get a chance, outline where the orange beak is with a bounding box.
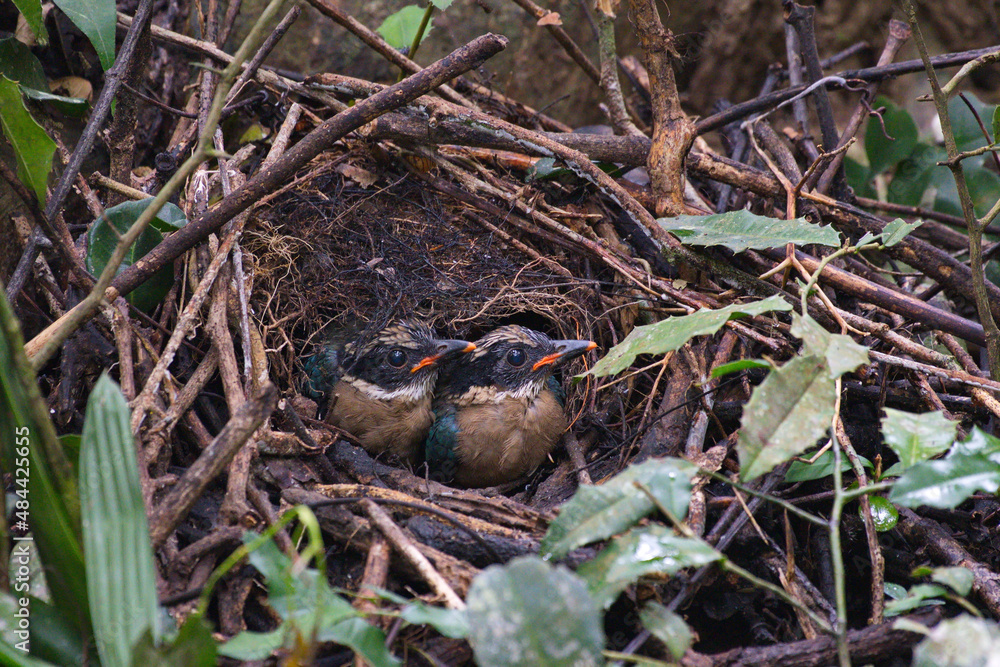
[410,340,476,373]
[532,340,597,372]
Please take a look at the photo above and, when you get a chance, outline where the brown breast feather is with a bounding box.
[327,380,432,464]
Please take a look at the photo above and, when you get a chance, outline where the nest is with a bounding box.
[245,145,607,393]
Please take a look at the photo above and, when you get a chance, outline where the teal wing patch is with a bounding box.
[425,405,460,483]
[546,375,566,406]
[300,343,345,401]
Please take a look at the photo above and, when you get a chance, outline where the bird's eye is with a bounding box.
[506,348,527,367]
[387,349,407,368]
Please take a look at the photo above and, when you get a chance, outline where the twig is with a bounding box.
[149,382,278,548]
[361,499,466,609]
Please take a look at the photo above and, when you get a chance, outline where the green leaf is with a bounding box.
[228,537,398,666]
[639,602,693,660]
[784,449,872,482]
[931,566,974,597]
[577,526,721,609]
[584,296,791,378]
[790,313,869,378]
[51,0,117,70]
[912,615,1000,667]
[935,164,1000,218]
[0,76,55,205]
[81,374,162,667]
[9,0,46,46]
[993,106,1000,146]
[952,428,1000,463]
[0,36,49,90]
[540,458,697,560]
[21,86,89,117]
[658,210,840,252]
[86,198,187,313]
[866,97,918,174]
[376,5,432,51]
[218,628,285,660]
[844,157,875,199]
[429,0,453,9]
[884,582,907,600]
[400,602,469,639]
[882,408,956,469]
[889,454,1000,509]
[0,287,89,652]
[130,615,216,667]
[466,557,604,667]
[737,354,837,480]
[949,93,996,152]
[885,583,948,617]
[710,358,771,378]
[865,496,898,532]
[886,143,946,207]
[879,218,923,247]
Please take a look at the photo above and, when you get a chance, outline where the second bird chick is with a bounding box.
[309,321,474,464]
[426,325,596,487]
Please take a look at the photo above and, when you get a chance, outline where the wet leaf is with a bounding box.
[466,557,604,667]
[738,354,837,480]
[865,496,898,532]
[576,526,721,609]
[882,408,956,469]
[889,454,1000,509]
[584,296,791,378]
[658,210,840,252]
[640,603,692,660]
[541,458,697,560]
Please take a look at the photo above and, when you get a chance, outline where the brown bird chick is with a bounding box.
[303,321,474,464]
[425,325,596,487]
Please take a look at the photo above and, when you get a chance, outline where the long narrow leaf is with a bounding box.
[80,375,161,666]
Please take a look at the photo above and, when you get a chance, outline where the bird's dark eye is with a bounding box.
[506,348,527,367]
[387,349,407,368]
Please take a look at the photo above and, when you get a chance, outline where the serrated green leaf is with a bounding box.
[86,198,187,313]
[584,296,791,378]
[639,603,692,660]
[952,428,1000,463]
[889,454,1000,509]
[658,210,840,252]
[466,557,604,667]
[882,408,956,469]
[912,615,1000,667]
[710,358,771,378]
[931,566,974,597]
[790,313,869,378]
[0,36,49,90]
[376,5,432,51]
[577,526,721,609]
[52,0,116,70]
[540,458,697,560]
[866,97,918,174]
[0,75,54,204]
[81,374,162,667]
[865,496,898,532]
[784,449,872,482]
[880,218,923,247]
[738,354,837,480]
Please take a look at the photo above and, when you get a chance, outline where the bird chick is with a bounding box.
[303,321,474,464]
[426,325,596,487]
